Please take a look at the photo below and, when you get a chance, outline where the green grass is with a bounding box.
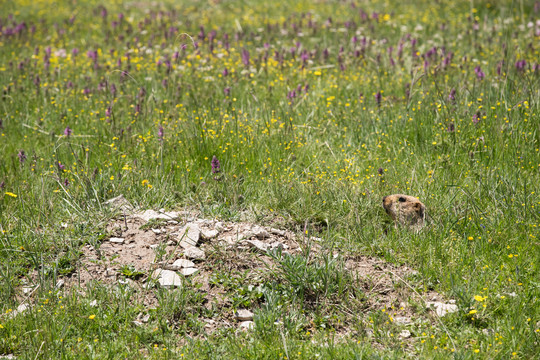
[0,0,539,358]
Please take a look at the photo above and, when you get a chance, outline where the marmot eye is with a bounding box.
[398,197,406,202]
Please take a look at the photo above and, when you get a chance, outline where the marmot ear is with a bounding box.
[398,197,406,202]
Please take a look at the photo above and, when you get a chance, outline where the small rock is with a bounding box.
[252,226,270,239]
[482,328,494,336]
[153,269,182,288]
[89,300,98,307]
[426,301,458,317]
[179,268,198,276]
[22,286,34,295]
[183,247,206,260]
[166,240,175,246]
[141,314,151,323]
[134,209,180,222]
[104,194,133,212]
[55,279,65,289]
[399,330,411,339]
[149,244,159,249]
[269,228,286,236]
[167,220,179,225]
[9,303,30,318]
[110,237,125,244]
[235,309,254,321]
[270,241,287,250]
[201,229,219,240]
[239,321,254,330]
[244,239,269,252]
[151,229,163,234]
[394,316,411,325]
[179,223,201,248]
[172,259,195,268]
[215,222,224,232]
[133,321,144,327]
[310,236,323,242]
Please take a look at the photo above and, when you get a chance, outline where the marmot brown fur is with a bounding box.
[382,194,426,230]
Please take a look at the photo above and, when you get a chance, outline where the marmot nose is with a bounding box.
[382,196,387,203]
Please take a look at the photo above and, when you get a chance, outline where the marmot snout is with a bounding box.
[382,194,426,230]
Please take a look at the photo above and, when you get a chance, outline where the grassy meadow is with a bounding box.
[0,0,539,358]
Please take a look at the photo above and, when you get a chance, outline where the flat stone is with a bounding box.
[244,239,269,252]
[104,194,134,212]
[153,269,182,288]
[134,209,181,222]
[252,226,270,239]
[215,222,224,232]
[109,237,125,244]
[399,330,411,339]
[269,228,285,236]
[179,267,198,276]
[426,301,458,317]
[270,241,287,250]
[394,316,411,325]
[151,229,163,234]
[239,321,254,330]
[201,229,219,240]
[183,246,206,260]
[235,309,254,321]
[172,259,195,268]
[178,223,201,248]
[55,279,65,289]
[149,244,159,249]
[22,286,34,295]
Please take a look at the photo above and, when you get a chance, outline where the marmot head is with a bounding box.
[382,194,426,230]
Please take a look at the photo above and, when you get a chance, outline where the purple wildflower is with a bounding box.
[472,112,481,124]
[0,181,4,190]
[448,88,456,102]
[378,168,384,175]
[474,66,485,80]
[158,125,164,141]
[241,48,250,67]
[57,161,65,171]
[224,87,231,96]
[63,179,69,187]
[222,68,229,77]
[375,91,382,107]
[515,60,526,71]
[211,156,221,174]
[18,150,27,163]
[64,126,72,137]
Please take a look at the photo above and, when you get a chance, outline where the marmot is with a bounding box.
[382,194,426,230]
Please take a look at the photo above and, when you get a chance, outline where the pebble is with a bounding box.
[183,247,206,260]
[244,239,269,252]
[252,226,270,239]
[239,321,254,330]
[172,259,195,268]
[153,269,182,288]
[235,309,254,321]
[179,223,201,248]
[110,237,125,244]
[179,268,198,276]
[426,301,458,317]
[201,229,219,240]
[399,330,411,339]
